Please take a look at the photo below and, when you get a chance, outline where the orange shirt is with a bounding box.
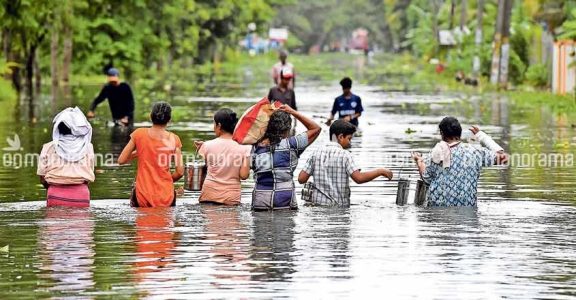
[131,128,182,207]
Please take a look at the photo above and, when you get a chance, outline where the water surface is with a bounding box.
[0,73,575,298]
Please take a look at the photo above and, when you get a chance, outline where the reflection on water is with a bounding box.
[0,78,575,298]
[201,205,251,286]
[250,211,297,282]
[110,124,133,156]
[37,208,95,294]
[133,208,179,287]
[0,199,573,298]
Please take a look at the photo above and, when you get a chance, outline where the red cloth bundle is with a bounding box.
[233,97,282,145]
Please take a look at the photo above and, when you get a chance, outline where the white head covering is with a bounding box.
[430,141,460,168]
[52,107,93,162]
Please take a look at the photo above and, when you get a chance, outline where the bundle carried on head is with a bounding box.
[233,97,282,145]
[52,107,92,162]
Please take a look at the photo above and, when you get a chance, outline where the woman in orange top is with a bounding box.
[118,102,184,207]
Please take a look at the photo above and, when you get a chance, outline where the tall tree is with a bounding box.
[489,0,506,85]
[498,0,514,89]
[472,0,484,80]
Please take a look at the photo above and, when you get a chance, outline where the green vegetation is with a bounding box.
[0,0,287,98]
[1,0,576,112]
[0,78,16,102]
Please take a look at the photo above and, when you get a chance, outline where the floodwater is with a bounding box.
[0,71,575,298]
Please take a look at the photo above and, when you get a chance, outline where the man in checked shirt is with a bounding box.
[298,120,393,207]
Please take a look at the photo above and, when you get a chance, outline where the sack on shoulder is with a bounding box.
[233,97,282,145]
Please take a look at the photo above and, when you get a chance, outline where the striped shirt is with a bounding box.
[301,142,360,207]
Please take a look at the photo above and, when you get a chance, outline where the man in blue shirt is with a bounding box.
[326,77,363,127]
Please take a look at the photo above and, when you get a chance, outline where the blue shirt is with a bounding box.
[331,94,364,126]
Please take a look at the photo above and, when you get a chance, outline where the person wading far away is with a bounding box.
[271,50,295,88]
[87,68,135,126]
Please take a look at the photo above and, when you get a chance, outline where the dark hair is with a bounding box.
[438,116,462,139]
[329,119,356,139]
[57,122,72,135]
[151,102,172,125]
[214,108,238,134]
[340,77,352,89]
[263,110,291,146]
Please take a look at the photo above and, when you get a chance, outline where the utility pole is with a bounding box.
[489,0,506,85]
[472,0,484,80]
[498,0,514,89]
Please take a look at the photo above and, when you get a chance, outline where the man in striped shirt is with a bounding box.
[298,120,393,207]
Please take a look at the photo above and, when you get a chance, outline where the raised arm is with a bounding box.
[470,126,509,165]
[278,104,321,144]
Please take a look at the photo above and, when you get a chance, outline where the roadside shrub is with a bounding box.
[525,63,549,88]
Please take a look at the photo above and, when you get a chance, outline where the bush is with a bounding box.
[525,63,549,88]
[0,78,16,102]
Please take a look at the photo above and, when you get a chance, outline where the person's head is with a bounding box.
[263,110,292,145]
[279,68,293,88]
[329,119,357,149]
[438,116,462,141]
[150,102,172,126]
[279,50,288,64]
[213,108,238,136]
[57,122,72,135]
[107,68,120,85]
[340,77,352,94]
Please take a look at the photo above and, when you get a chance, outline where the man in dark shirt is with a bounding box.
[267,68,296,110]
[87,68,135,126]
[326,77,364,127]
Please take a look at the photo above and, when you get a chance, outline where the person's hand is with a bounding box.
[380,169,393,180]
[496,152,509,165]
[412,151,423,163]
[86,111,95,118]
[469,126,480,135]
[278,104,296,115]
[325,119,333,126]
[343,115,352,122]
[120,116,129,125]
[194,140,204,150]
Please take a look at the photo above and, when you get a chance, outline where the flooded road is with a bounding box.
[0,79,575,298]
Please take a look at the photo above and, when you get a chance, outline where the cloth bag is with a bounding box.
[233,97,282,145]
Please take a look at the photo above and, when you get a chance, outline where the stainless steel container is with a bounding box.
[184,161,206,191]
[396,178,410,206]
[414,179,428,206]
[301,182,314,202]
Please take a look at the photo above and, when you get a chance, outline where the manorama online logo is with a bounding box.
[0,134,573,169]
[3,134,22,152]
